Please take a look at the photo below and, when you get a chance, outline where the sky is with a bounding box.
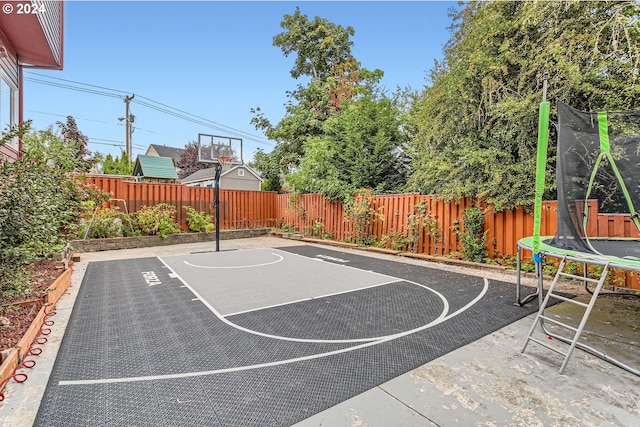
[23,1,457,163]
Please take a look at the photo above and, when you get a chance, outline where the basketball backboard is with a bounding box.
[197,134,243,165]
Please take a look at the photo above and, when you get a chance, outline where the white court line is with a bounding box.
[183,252,283,269]
[159,256,449,344]
[223,279,404,317]
[58,279,488,386]
[277,248,398,281]
[165,253,450,344]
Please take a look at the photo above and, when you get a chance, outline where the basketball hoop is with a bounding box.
[217,156,236,168]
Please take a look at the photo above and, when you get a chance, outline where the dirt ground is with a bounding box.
[0,262,65,353]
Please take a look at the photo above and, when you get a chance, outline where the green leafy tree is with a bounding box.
[273,6,355,80]
[407,0,640,210]
[102,151,134,175]
[249,148,283,192]
[251,8,389,195]
[288,95,411,201]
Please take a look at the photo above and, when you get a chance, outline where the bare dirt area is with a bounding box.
[0,262,66,352]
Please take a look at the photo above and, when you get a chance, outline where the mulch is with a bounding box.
[0,262,66,353]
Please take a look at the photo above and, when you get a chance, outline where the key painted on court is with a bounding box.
[142,271,162,286]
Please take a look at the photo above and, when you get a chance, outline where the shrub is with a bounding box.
[79,206,137,238]
[379,230,412,250]
[1,126,107,298]
[407,202,441,253]
[455,207,488,263]
[183,206,215,233]
[133,204,181,238]
[345,189,384,246]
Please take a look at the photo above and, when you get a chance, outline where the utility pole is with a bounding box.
[120,95,135,162]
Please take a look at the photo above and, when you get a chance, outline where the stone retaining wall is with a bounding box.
[69,228,271,252]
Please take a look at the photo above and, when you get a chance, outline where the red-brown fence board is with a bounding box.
[89,177,277,230]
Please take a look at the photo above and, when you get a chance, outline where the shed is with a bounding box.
[181,164,263,191]
[133,155,180,183]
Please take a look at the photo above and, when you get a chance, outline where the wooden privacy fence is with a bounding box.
[88,176,278,230]
[88,176,639,261]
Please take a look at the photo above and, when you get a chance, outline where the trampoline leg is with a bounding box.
[516,245,540,306]
[536,260,544,309]
[516,246,522,303]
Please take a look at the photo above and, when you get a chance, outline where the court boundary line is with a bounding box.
[58,278,488,386]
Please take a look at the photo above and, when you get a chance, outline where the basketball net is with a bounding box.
[217,156,235,169]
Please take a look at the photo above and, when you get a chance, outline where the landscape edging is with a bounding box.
[0,267,72,397]
[69,228,271,252]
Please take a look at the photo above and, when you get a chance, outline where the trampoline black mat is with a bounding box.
[543,237,640,260]
[34,245,538,426]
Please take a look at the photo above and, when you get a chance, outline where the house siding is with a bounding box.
[37,1,63,66]
[0,30,19,160]
[220,168,261,191]
[183,165,262,191]
[0,34,18,85]
[0,1,63,161]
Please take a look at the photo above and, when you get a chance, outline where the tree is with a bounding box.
[288,95,411,201]
[251,8,386,193]
[56,116,98,172]
[273,7,355,80]
[102,151,134,175]
[407,0,640,210]
[176,141,210,180]
[249,148,283,192]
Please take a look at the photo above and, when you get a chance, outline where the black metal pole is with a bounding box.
[214,163,222,252]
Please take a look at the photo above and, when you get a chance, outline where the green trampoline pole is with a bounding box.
[531,75,550,306]
[533,76,550,262]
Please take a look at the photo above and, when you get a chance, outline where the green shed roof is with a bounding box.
[133,155,179,179]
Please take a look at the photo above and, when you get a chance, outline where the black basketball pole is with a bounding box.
[214,163,222,252]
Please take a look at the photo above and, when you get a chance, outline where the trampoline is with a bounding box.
[518,236,640,270]
[516,79,640,375]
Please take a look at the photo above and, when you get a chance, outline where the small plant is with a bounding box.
[345,189,384,246]
[287,193,307,220]
[379,230,412,250]
[133,203,181,238]
[320,231,334,240]
[79,206,136,238]
[312,221,325,237]
[279,223,297,233]
[454,207,488,263]
[183,206,215,233]
[406,202,441,253]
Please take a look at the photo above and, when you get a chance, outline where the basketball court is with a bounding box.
[31,243,540,426]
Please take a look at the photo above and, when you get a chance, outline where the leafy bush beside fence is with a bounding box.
[0,126,106,298]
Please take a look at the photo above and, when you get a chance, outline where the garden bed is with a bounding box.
[0,264,72,398]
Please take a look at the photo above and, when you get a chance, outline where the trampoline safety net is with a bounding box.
[551,102,640,255]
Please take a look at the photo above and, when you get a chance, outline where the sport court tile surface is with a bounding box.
[34,245,537,427]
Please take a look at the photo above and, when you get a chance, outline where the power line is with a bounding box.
[24,71,273,146]
[28,109,156,133]
[23,77,122,99]
[28,110,111,124]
